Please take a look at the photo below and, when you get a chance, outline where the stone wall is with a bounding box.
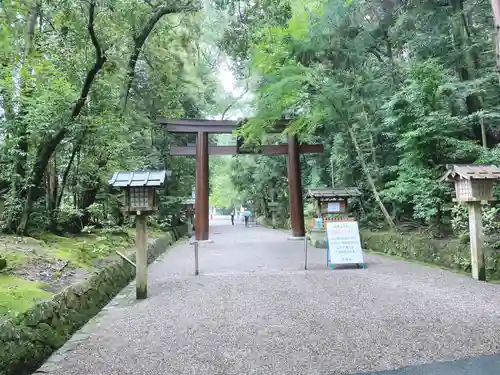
[361,230,500,280]
[0,225,187,375]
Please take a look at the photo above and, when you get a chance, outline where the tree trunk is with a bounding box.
[78,187,99,229]
[348,126,396,230]
[17,1,106,234]
[56,130,87,209]
[490,0,500,81]
[480,114,487,149]
[369,132,380,180]
[18,128,67,234]
[450,0,482,114]
[46,153,58,232]
[121,1,202,112]
[383,30,397,85]
[5,3,41,232]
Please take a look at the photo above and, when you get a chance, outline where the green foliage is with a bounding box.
[0,0,214,234]
[216,0,500,233]
[209,155,240,208]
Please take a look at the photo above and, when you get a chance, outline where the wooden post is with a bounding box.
[196,131,209,241]
[187,215,193,236]
[287,134,305,238]
[136,214,148,299]
[315,198,322,217]
[270,189,277,229]
[271,209,277,229]
[468,202,486,281]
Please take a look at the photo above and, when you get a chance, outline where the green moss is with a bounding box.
[3,251,29,268]
[360,231,500,280]
[41,232,134,267]
[0,236,43,269]
[0,232,180,375]
[150,229,166,239]
[0,276,53,318]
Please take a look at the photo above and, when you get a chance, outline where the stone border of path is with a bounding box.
[0,225,188,375]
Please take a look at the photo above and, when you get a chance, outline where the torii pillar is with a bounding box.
[287,134,305,238]
[158,118,321,242]
[195,132,210,241]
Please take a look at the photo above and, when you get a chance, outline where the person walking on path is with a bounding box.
[242,209,251,227]
[230,212,235,225]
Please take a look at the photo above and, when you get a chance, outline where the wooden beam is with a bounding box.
[171,146,237,156]
[157,117,290,134]
[170,144,324,156]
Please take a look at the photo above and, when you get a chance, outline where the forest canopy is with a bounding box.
[0,0,221,235]
[2,0,500,239]
[210,0,500,237]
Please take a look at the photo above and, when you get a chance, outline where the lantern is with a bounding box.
[109,170,170,215]
[441,164,500,281]
[442,164,500,202]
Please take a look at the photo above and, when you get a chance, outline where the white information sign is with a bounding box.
[327,202,341,212]
[327,221,364,264]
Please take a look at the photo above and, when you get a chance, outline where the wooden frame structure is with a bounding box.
[158,117,324,240]
[441,164,500,281]
[109,170,167,299]
[307,188,361,218]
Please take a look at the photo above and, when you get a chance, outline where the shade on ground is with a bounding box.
[35,216,500,375]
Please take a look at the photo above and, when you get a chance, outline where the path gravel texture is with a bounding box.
[35,217,500,375]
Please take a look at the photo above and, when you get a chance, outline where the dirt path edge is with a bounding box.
[0,224,188,375]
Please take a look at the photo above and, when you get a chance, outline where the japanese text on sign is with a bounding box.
[327,221,364,265]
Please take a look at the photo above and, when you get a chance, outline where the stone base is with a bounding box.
[190,239,213,244]
[288,236,305,241]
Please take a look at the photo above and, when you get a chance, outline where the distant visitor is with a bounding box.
[242,208,251,227]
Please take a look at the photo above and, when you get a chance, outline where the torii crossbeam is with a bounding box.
[157,117,324,241]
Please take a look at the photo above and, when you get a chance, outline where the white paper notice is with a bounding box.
[327,202,341,212]
[327,221,364,264]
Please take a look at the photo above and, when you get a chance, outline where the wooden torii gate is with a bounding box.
[157,118,324,241]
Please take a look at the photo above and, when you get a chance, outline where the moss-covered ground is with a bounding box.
[0,228,164,320]
[0,275,53,317]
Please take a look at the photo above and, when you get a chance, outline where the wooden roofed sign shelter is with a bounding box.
[306,187,361,250]
[441,164,500,281]
[157,118,324,241]
[307,188,361,219]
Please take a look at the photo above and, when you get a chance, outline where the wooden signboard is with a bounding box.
[321,200,346,214]
[326,221,364,269]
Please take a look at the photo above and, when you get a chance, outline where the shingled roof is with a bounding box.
[307,188,361,200]
[108,171,167,188]
[441,164,500,182]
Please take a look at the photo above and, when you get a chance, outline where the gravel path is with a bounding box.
[35,218,500,375]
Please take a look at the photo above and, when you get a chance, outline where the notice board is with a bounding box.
[326,221,364,265]
[327,201,341,213]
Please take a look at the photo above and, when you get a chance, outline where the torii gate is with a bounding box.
[157,118,324,241]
